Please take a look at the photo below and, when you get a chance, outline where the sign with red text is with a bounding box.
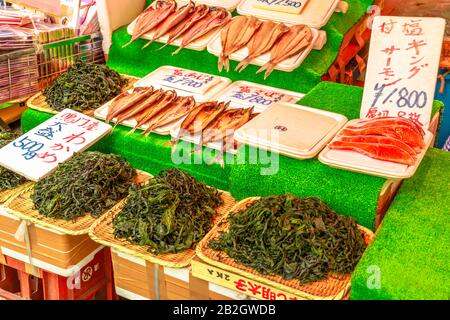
[361,16,445,129]
[0,109,111,181]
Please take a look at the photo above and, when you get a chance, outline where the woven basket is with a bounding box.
[0,182,34,205]
[89,191,236,268]
[196,197,375,300]
[441,38,450,69]
[4,171,150,236]
[26,75,139,115]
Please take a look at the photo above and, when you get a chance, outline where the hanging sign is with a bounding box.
[361,16,445,129]
[0,109,111,181]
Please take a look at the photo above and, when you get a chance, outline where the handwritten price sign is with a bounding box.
[361,16,445,128]
[254,0,309,14]
[161,69,219,95]
[0,109,111,181]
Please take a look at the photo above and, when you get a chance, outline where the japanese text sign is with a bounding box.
[160,68,221,95]
[254,0,309,14]
[229,84,300,108]
[361,16,445,128]
[0,109,111,181]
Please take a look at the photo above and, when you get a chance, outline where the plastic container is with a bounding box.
[176,0,241,11]
[237,0,348,29]
[234,102,348,159]
[318,119,434,180]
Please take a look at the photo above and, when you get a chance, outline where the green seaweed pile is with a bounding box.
[0,132,28,191]
[32,151,137,220]
[43,61,128,112]
[209,194,366,284]
[113,168,224,254]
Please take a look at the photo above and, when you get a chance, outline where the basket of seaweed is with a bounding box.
[196,195,374,300]
[0,132,32,204]
[89,168,236,268]
[27,61,137,116]
[5,151,144,235]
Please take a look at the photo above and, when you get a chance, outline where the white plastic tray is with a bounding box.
[211,81,305,113]
[207,22,326,73]
[234,102,348,159]
[176,0,242,11]
[134,66,232,102]
[94,89,184,136]
[126,3,224,52]
[237,0,348,29]
[318,119,434,180]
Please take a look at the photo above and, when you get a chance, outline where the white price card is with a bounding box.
[0,109,111,182]
[361,16,445,129]
[253,0,310,15]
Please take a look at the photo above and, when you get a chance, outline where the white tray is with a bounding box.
[126,4,224,52]
[237,0,348,29]
[94,89,185,136]
[234,102,348,159]
[207,22,326,73]
[176,0,242,11]
[211,81,305,113]
[134,66,232,102]
[318,119,434,180]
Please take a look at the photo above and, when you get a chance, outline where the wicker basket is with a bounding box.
[0,182,34,205]
[196,197,375,300]
[26,74,139,115]
[4,171,150,236]
[89,191,236,268]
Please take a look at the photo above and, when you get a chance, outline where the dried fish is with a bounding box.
[141,1,195,49]
[105,87,154,123]
[173,7,231,55]
[257,25,312,79]
[123,0,177,48]
[219,16,262,72]
[235,21,289,72]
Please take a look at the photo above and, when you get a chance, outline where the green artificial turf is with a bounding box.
[107,0,373,95]
[351,147,450,300]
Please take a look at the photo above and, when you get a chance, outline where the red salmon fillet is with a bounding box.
[349,117,425,136]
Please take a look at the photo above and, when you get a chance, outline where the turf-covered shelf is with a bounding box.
[107,0,374,94]
[21,82,443,231]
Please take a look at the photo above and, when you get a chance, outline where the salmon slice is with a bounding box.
[340,125,425,152]
[123,0,177,48]
[349,117,425,136]
[336,135,418,158]
[329,141,416,166]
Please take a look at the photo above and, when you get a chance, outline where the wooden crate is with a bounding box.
[111,249,247,300]
[0,207,100,270]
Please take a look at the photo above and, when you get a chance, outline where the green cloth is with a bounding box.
[107,0,373,94]
[0,102,13,111]
[351,147,450,300]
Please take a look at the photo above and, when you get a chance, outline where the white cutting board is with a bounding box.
[207,22,326,73]
[237,0,348,29]
[318,119,434,180]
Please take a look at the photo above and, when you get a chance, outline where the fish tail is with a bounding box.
[235,59,250,73]
[141,39,154,50]
[122,39,133,48]
[256,63,268,74]
[264,64,275,80]
[157,42,170,51]
[224,58,230,72]
[172,46,183,55]
[218,55,224,72]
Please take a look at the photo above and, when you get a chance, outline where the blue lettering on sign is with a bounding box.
[371,83,428,109]
[231,91,274,106]
[162,75,204,89]
[256,0,303,9]
[12,136,45,160]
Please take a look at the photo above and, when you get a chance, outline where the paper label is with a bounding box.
[361,16,445,128]
[253,0,309,14]
[158,68,221,95]
[227,84,301,109]
[0,109,111,181]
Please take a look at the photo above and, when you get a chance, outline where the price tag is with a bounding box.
[253,0,309,14]
[159,68,221,96]
[361,16,445,129]
[0,109,111,181]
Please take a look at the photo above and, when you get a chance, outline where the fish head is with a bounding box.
[156,0,177,10]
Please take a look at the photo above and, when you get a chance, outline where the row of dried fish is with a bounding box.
[105,86,196,135]
[125,0,231,54]
[219,16,313,78]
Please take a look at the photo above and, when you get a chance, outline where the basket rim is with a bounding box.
[196,196,375,300]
